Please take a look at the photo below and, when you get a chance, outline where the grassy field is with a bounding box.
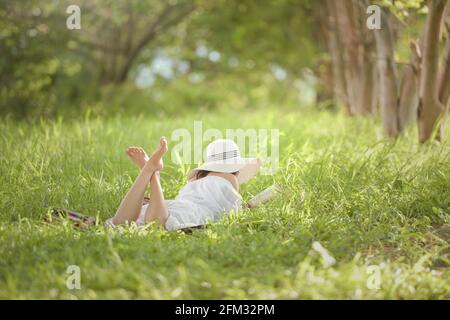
[0,108,449,299]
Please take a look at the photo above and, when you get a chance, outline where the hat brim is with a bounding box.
[188,157,262,184]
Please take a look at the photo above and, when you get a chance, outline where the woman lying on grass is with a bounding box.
[108,137,261,231]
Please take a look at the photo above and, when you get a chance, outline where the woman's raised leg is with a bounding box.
[112,137,167,225]
[144,171,169,227]
[126,146,152,201]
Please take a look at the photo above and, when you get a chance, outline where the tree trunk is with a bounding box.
[374,9,400,137]
[360,47,376,115]
[316,59,336,110]
[398,66,419,132]
[417,0,447,143]
[358,0,377,116]
[437,23,450,141]
[325,0,351,114]
[312,1,336,110]
[370,66,379,114]
[334,0,364,115]
[397,42,422,131]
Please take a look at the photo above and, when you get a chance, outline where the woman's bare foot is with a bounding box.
[126,147,149,169]
[143,137,168,172]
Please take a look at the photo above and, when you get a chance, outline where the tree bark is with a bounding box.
[358,0,377,115]
[370,64,379,114]
[374,9,400,137]
[397,42,422,131]
[312,1,336,110]
[417,0,447,143]
[360,44,377,115]
[325,0,351,114]
[437,22,450,141]
[334,0,364,115]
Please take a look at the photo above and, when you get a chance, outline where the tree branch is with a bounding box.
[115,3,195,83]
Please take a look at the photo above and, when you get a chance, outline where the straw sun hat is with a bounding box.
[187,139,262,184]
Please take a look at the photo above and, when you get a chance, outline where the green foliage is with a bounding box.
[0,1,58,116]
[0,109,448,298]
[184,0,317,73]
[0,0,318,118]
[22,69,300,120]
[379,0,428,19]
[0,0,97,118]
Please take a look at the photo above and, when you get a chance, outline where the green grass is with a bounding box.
[0,108,449,299]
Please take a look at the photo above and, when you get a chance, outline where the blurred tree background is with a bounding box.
[0,0,449,143]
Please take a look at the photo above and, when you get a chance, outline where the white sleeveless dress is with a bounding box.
[109,176,242,231]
